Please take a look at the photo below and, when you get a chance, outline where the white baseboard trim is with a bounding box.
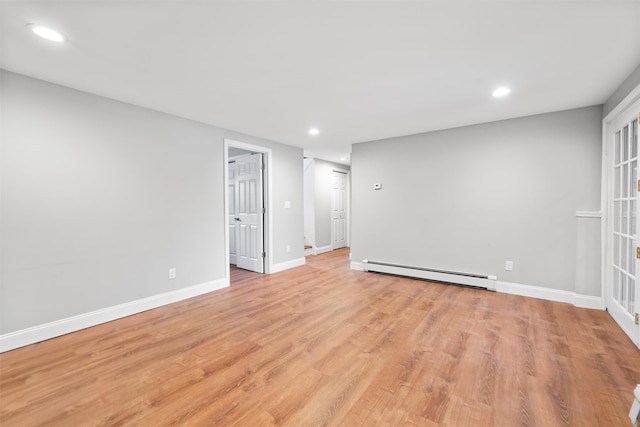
[271,257,306,273]
[306,245,340,256]
[316,245,333,255]
[351,262,604,310]
[574,294,606,310]
[496,281,604,309]
[351,261,365,271]
[0,278,228,353]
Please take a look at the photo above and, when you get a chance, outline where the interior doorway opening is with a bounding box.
[224,139,273,284]
[303,157,350,256]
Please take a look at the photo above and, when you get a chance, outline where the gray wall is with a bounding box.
[0,70,303,334]
[303,158,315,247]
[603,63,640,118]
[261,141,304,263]
[351,106,602,295]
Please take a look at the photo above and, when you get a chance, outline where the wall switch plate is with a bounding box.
[284,201,291,209]
[169,268,176,279]
[505,261,513,271]
[286,245,291,253]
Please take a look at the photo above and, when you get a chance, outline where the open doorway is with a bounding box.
[303,158,350,256]
[224,139,273,284]
[331,169,348,250]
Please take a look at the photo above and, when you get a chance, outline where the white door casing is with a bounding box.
[235,153,264,273]
[605,98,640,348]
[224,139,272,283]
[331,170,348,250]
[228,161,238,265]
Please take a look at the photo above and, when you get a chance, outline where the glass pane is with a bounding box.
[632,120,638,158]
[621,235,628,270]
[623,164,629,197]
[622,200,628,234]
[615,166,621,198]
[631,200,636,236]
[623,125,629,161]
[613,268,620,299]
[615,201,621,232]
[630,239,635,276]
[616,130,621,163]
[614,234,620,266]
[621,273,627,306]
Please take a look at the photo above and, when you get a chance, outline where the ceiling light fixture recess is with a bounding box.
[29,24,65,42]
[308,128,320,136]
[492,87,510,97]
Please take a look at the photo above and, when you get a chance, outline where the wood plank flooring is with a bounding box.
[1,248,639,426]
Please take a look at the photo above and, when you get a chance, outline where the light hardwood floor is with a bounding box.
[1,248,639,426]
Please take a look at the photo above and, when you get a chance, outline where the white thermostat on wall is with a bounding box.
[373,183,382,190]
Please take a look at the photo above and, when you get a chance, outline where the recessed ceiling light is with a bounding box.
[340,157,347,161]
[29,25,65,42]
[308,128,320,136]
[492,87,511,97]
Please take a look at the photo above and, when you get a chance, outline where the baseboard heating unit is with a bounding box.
[362,260,497,291]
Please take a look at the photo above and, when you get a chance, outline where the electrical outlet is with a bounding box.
[168,268,176,279]
[286,245,291,253]
[505,261,513,271]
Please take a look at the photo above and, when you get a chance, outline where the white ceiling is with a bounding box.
[2,1,639,165]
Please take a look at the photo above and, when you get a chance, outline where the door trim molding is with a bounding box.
[602,83,640,306]
[331,168,350,249]
[601,82,640,348]
[224,139,273,279]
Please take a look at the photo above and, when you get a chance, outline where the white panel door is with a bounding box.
[228,162,238,265]
[236,153,264,273]
[331,170,347,249]
[608,103,640,347]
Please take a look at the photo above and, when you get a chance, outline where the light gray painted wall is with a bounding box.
[351,106,602,295]
[603,63,640,118]
[0,70,303,334]
[303,158,315,247]
[313,159,350,249]
[262,141,304,263]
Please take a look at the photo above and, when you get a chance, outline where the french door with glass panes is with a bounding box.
[608,103,640,347]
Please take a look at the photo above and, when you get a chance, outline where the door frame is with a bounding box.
[331,168,350,250]
[602,82,640,348]
[224,139,273,283]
